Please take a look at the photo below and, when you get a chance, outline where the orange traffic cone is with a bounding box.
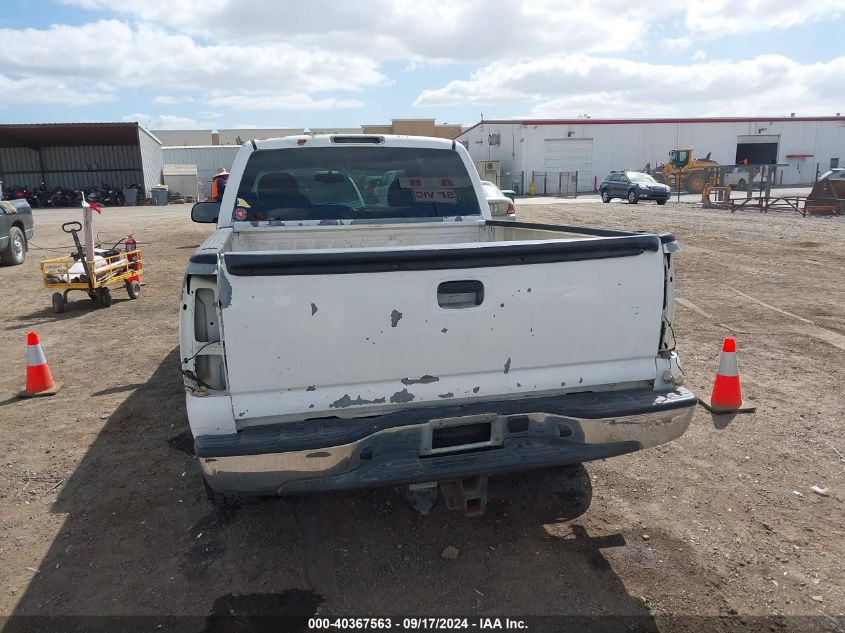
[699,337,754,413]
[17,332,61,398]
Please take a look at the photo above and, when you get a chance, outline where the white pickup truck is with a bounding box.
[181,134,694,513]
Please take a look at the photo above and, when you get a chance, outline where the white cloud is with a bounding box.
[414,54,845,118]
[61,0,845,61]
[153,95,195,106]
[663,37,692,49]
[17,0,845,125]
[59,0,228,24]
[208,94,364,111]
[684,0,844,37]
[0,74,116,105]
[59,0,670,61]
[0,20,385,94]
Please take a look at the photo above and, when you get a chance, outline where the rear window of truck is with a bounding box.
[234,146,481,222]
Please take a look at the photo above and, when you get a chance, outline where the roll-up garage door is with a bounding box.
[736,135,779,164]
[543,139,593,193]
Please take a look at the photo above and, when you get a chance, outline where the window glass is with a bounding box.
[482,183,501,197]
[627,172,657,183]
[234,146,481,222]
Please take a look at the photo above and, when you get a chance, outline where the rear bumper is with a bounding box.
[196,387,696,496]
[639,192,670,201]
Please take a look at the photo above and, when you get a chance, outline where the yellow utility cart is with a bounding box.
[40,221,143,313]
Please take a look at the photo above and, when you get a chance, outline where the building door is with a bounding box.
[736,135,779,165]
[543,139,593,192]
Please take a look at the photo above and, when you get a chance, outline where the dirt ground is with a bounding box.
[0,200,843,632]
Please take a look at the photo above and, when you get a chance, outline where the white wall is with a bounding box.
[460,119,845,191]
[137,126,163,197]
[150,129,213,146]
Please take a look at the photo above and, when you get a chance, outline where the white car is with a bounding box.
[724,167,766,190]
[481,180,515,220]
[819,168,845,181]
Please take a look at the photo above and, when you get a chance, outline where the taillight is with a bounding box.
[506,201,515,215]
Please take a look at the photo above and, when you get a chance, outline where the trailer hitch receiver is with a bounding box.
[439,475,488,517]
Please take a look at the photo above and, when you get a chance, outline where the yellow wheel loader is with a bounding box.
[653,148,719,194]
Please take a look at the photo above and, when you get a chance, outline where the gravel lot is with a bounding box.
[0,200,842,632]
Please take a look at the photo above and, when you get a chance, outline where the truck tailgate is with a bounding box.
[218,235,666,422]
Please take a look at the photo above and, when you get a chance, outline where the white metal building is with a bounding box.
[457,116,845,193]
[163,164,200,200]
[161,145,241,199]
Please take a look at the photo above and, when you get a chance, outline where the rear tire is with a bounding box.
[98,287,113,307]
[737,178,747,190]
[627,189,639,204]
[51,292,65,313]
[601,189,611,203]
[204,478,262,508]
[685,170,706,194]
[126,280,141,299]
[1,226,26,265]
[657,199,667,205]
[553,464,593,520]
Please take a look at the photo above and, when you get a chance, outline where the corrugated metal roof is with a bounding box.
[0,123,149,147]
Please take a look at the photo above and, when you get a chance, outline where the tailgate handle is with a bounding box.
[438,280,484,309]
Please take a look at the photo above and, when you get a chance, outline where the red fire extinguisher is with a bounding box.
[125,233,139,271]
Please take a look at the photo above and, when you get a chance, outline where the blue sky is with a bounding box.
[0,0,842,130]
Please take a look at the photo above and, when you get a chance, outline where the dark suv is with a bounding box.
[600,170,670,205]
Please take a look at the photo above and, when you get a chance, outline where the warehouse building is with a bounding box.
[457,116,845,194]
[152,129,213,146]
[0,123,162,197]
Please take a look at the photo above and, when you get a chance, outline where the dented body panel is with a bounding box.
[179,134,694,498]
[218,242,665,423]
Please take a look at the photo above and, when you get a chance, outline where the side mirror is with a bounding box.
[191,201,220,224]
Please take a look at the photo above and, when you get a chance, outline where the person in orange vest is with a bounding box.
[210,168,229,201]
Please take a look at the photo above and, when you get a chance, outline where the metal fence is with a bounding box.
[531,171,549,196]
[557,171,578,198]
[529,171,578,196]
